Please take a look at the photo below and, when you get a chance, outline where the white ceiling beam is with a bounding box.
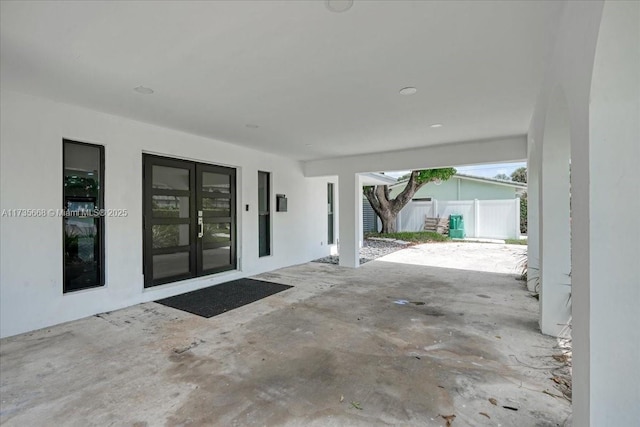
[303,135,527,177]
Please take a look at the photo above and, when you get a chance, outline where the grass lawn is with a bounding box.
[365,231,450,243]
[505,238,528,245]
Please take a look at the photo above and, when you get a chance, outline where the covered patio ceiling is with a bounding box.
[0,0,563,161]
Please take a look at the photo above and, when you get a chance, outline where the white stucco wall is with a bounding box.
[528,0,639,424]
[528,4,601,421]
[0,90,332,338]
[587,1,639,423]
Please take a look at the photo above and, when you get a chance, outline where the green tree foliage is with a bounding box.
[365,168,456,233]
[511,167,527,183]
[520,194,528,234]
[494,173,510,181]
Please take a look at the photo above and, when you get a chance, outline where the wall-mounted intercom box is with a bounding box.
[276,194,287,212]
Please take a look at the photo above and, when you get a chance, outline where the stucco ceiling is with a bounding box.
[0,1,564,161]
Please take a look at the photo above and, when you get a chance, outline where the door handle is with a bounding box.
[198,217,204,238]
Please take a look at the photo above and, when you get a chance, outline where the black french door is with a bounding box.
[143,155,236,288]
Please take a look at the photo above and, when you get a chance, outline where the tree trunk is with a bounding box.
[364,169,457,235]
[363,169,442,235]
[379,211,397,233]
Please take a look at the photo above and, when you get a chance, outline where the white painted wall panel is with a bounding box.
[0,90,332,338]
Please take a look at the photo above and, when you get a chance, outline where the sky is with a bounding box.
[385,162,526,180]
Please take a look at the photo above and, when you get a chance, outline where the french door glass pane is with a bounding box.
[153,253,190,279]
[152,224,190,248]
[152,165,189,190]
[202,197,230,217]
[202,172,230,195]
[203,222,231,244]
[152,195,190,218]
[203,247,231,270]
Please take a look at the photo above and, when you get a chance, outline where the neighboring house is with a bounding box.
[364,174,526,237]
[389,173,526,201]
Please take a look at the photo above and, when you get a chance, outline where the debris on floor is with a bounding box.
[552,353,571,363]
[549,337,573,401]
[350,401,363,410]
[312,238,409,265]
[173,339,204,354]
[440,414,456,426]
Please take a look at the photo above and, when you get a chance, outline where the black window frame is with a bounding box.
[62,139,106,293]
[328,182,335,244]
[258,171,271,257]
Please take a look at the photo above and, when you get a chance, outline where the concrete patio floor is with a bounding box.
[0,243,570,426]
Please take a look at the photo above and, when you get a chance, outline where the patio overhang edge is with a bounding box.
[303,135,527,177]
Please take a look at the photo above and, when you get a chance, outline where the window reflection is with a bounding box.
[63,141,104,292]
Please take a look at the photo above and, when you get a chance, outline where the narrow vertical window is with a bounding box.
[258,171,271,257]
[63,140,105,292]
[328,183,335,244]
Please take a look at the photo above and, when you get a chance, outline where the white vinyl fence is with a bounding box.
[396,198,521,239]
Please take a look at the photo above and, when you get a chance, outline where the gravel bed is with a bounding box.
[313,239,410,265]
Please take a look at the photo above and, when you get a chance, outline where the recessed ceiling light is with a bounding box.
[325,0,353,13]
[246,124,259,129]
[430,123,443,128]
[134,86,154,95]
[399,87,417,96]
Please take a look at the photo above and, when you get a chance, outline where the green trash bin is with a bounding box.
[449,214,465,239]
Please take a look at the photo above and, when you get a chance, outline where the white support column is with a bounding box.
[527,139,540,292]
[338,172,360,268]
[574,3,640,425]
[539,91,572,337]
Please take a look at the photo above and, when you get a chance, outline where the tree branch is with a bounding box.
[375,185,390,210]
[391,171,416,212]
[363,186,380,211]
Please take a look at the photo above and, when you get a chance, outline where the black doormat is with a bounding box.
[155,278,293,318]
